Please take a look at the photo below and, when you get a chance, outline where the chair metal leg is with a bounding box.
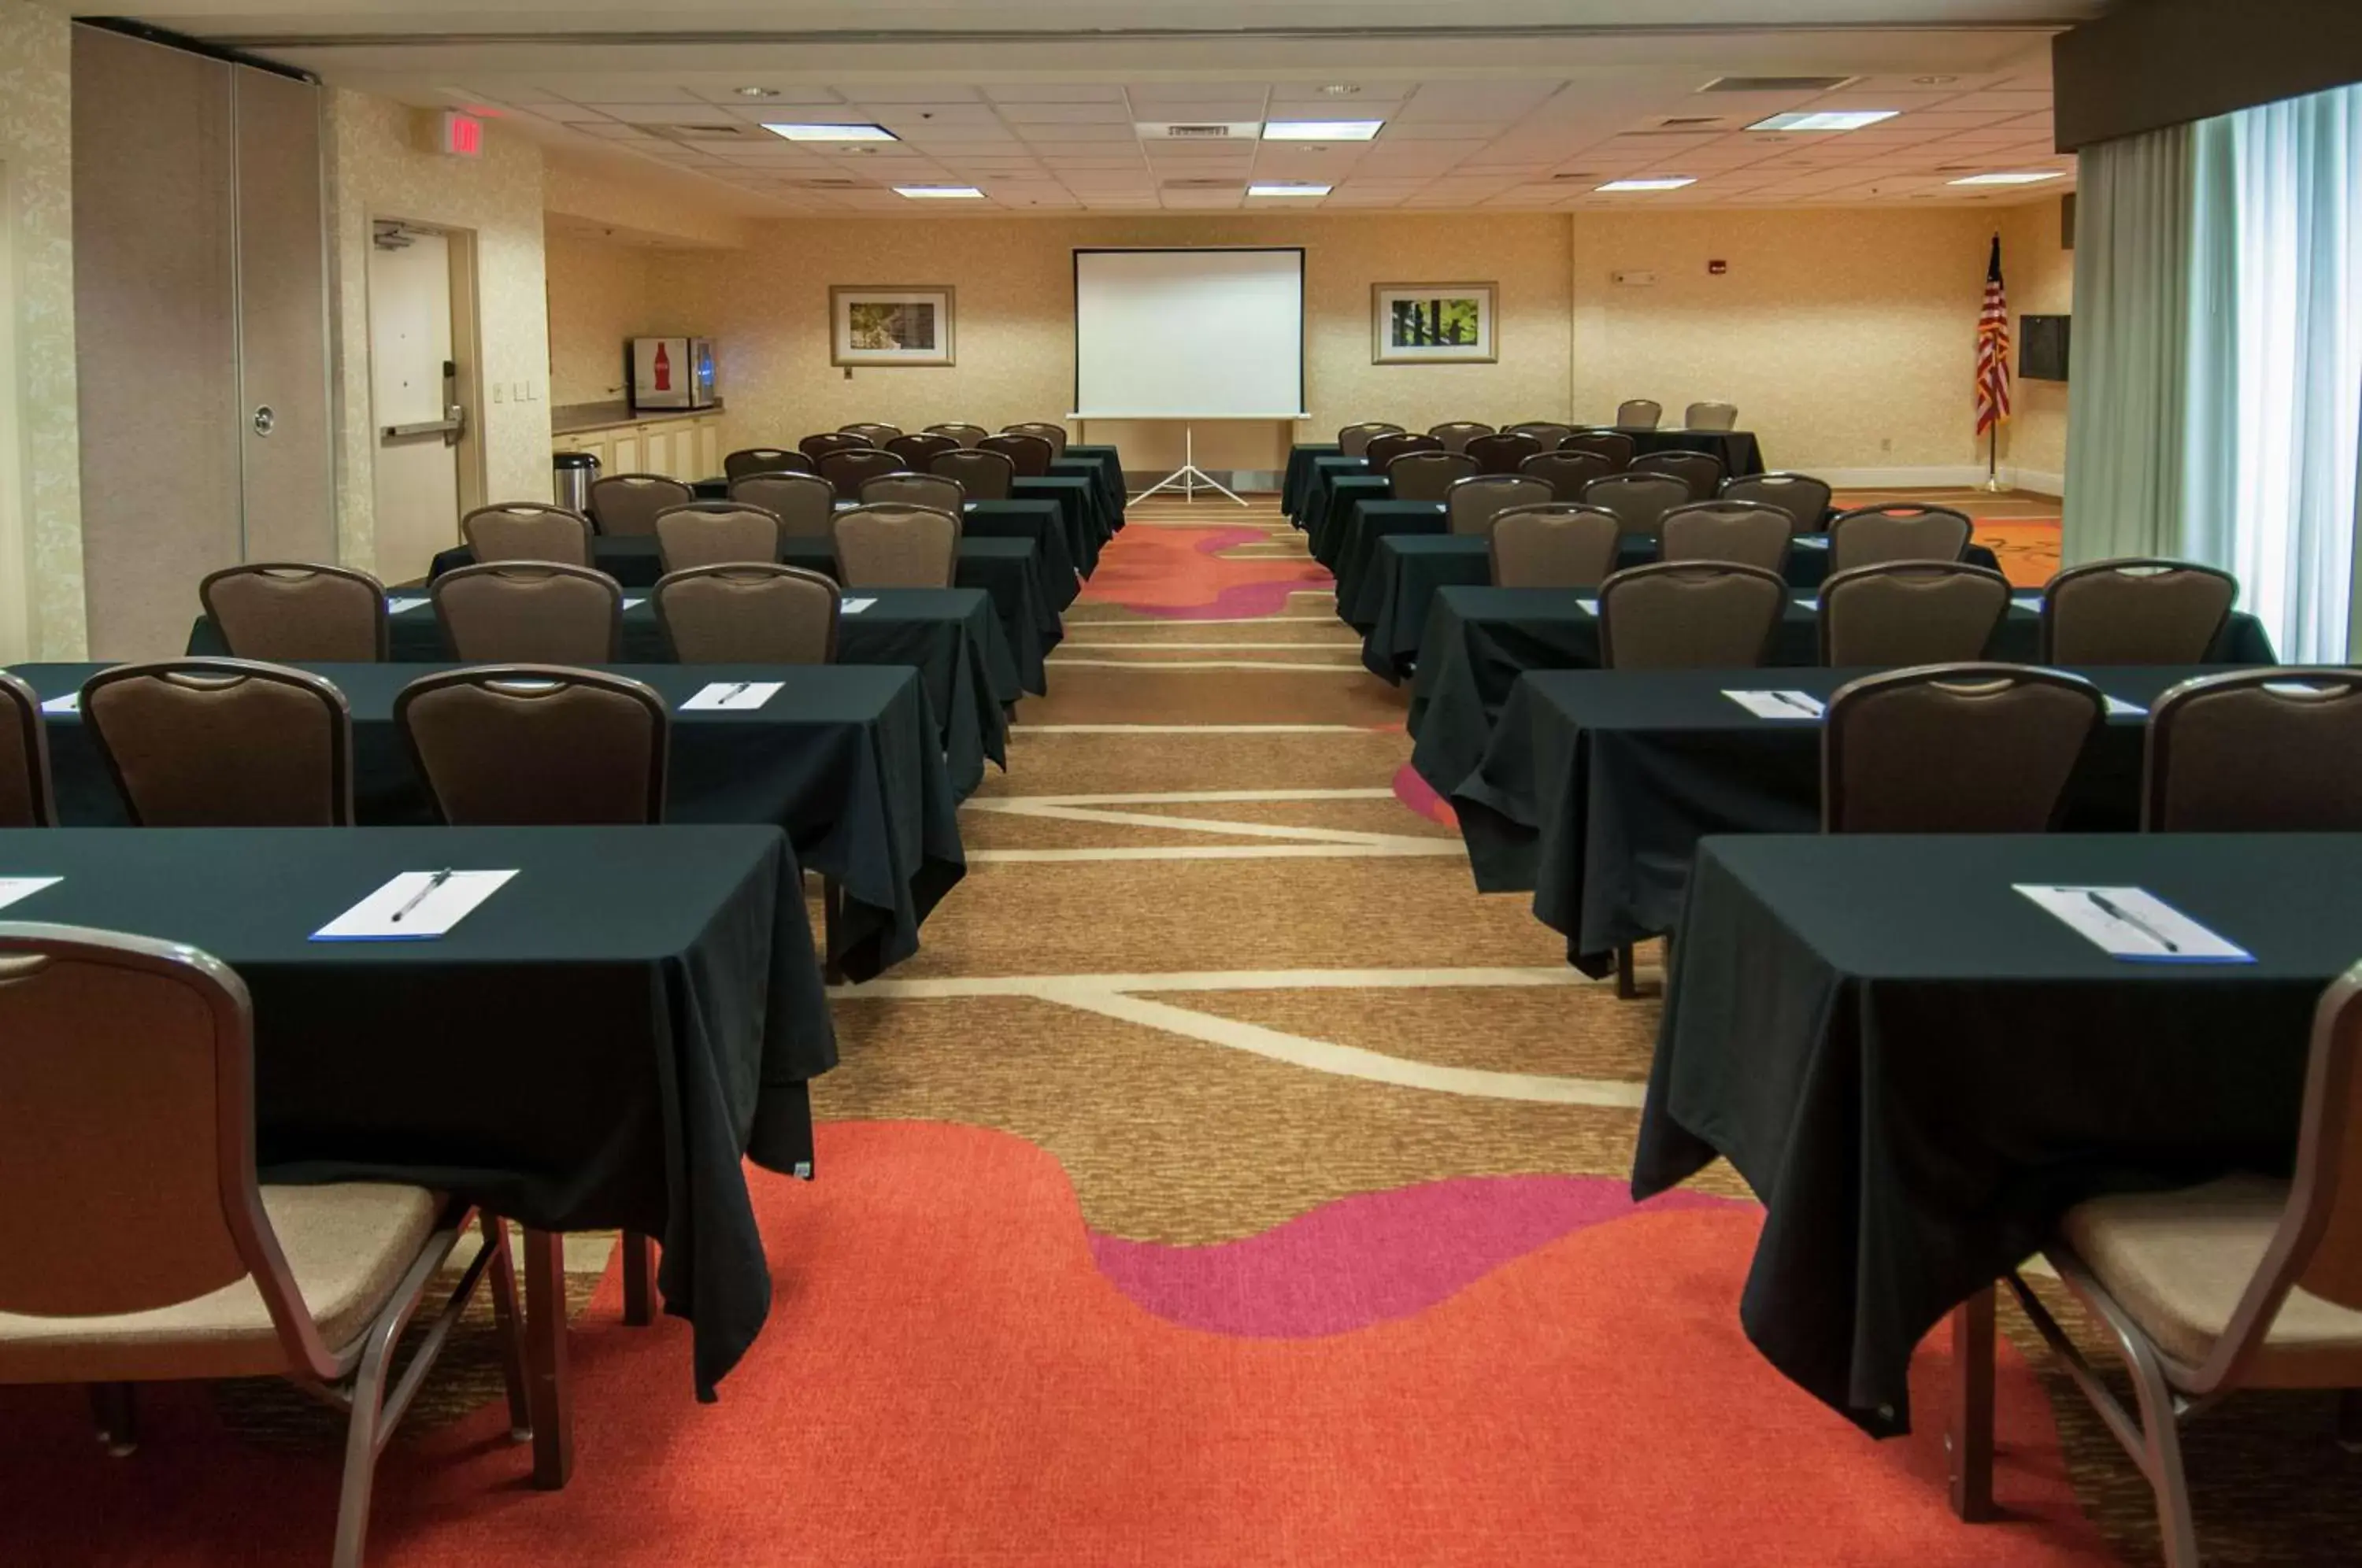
[621,1231,658,1327]
[2119,1336,2204,1567]
[1614,944,1638,1000]
[88,1382,137,1457]
[480,1214,532,1441]
[522,1228,575,1489]
[1947,1285,1997,1522]
[331,1318,398,1568]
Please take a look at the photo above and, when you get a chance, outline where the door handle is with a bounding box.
[382,418,461,438]
[252,405,276,437]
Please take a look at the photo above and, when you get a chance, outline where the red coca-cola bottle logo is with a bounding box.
[653,341,672,392]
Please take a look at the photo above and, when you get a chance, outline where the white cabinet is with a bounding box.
[554,412,724,483]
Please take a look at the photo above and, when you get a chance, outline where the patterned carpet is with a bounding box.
[11,491,2360,1566]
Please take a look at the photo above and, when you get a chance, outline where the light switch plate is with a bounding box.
[491,383,505,403]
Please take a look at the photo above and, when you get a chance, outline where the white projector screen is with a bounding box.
[1071,247,1306,419]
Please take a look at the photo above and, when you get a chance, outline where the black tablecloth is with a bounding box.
[1446,663,2277,971]
[18,661,964,981]
[0,823,827,1396]
[1620,427,1765,477]
[1061,445,1127,524]
[1298,458,1372,543]
[1283,443,1342,517]
[1311,475,1390,564]
[1636,830,2353,1433]
[1013,476,1106,573]
[189,588,1016,797]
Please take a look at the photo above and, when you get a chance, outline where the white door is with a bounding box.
[368,226,459,583]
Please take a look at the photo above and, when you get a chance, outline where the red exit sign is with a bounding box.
[438,109,484,158]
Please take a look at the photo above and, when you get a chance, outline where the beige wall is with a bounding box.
[1996,195,2074,493]
[0,0,83,659]
[544,233,653,406]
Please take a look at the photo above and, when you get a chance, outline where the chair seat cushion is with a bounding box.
[2060,1174,2362,1385]
[0,1183,442,1384]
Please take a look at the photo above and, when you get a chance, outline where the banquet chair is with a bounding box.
[841,422,902,445]
[926,422,991,446]
[861,472,964,513]
[1507,421,1575,449]
[1581,472,1693,541]
[724,446,811,481]
[2042,559,2239,665]
[833,503,960,588]
[1720,472,1833,535]
[931,446,1016,501]
[0,670,56,826]
[1520,449,1613,501]
[818,447,908,501]
[979,432,1054,478]
[1488,505,1622,590]
[1364,431,1442,472]
[1387,449,1480,504]
[1337,421,1404,457]
[1630,449,1726,500]
[1446,473,1552,536]
[81,659,353,827]
[463,502,593,568]
[796,433,863,463]
[1428,421,1495,453]
[1818,563,2012,668]
[2006,964,2362,1568]
[885,432,959,468]
[1685,401,1740,431]
[1615,398,1664,430]
[653,502,783,574]
[654,564,841,665]
[730,471,838,538]
[1464,431,1544,475]
[431,563,621,664]
[1821,664,2104,832]
[2144,669,2362,830]
[1826,504,1974,574]
[0,923,526,1568]
[1003,421,1069,455]
[201,563,388,663]
[1659,501,1794,573]
[1597,562,1786,671]
[587,474,694,538]
[1560,429,1636,471]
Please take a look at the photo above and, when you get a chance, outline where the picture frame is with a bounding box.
[830,286,957,368]
[1370,282,1498,365]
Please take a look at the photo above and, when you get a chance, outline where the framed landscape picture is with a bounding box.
[1371,282,1497,364]
[831,286,957,367]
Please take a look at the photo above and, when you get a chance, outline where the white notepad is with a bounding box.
[622,597,646,610]
[679,680,784,712]
[841,597,878,615]
[0,875,61,912]
[2015,884,2253,963]
[385,596,430,615]
[312,870,517,942]
[2105,696,2148,718]
[1575,597,1598,615]
[1723,689,1825,720]
[38,693,77,715]
[1793,596,1820,610]
[1793,536,1830,550]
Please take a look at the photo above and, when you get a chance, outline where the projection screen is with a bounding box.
[1070,247,1307,420]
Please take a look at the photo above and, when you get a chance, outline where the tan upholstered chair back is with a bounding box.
[1659,501,1794,572]
[1519,449,1612,501]
[886,432,959,468]
[1720,472,1833,535]
[818,447,909,501]
[978,432,1053,477]
[1507,422,1575,449]
[1827,504,1975,574]
[724,447,812,481]
[1560,429,1635,471]
[81,660,354,827]
[1337,421,1403,457]
[927,422,990,446]
[730,472,837,538]
[842,422,902,445]
[397,666,668,826]
[654,503,783,573]
[1427,421,1495,453]
[655,564,842,665]
[1364,431,1441,471]
[1818,563,2012,668]
[431,562,622,664]
[1004,422,1069,454]
[1488,505,1623,590]
[1597,562,1786,670]
[1615,399,1664,430]
[200,563,387,663]
[1446,474,1553,537]
[2275,970,2362,1317]
[1464,431,1543,475]
[588,474,694,538]
[2144,670,2362,831]
[1630,449,1726,500]
[462,503,593,568]
[1386,449,1479,503]
[801,431,871,460]
[0,924,338,1378]
[2043,558,2239,665]
[834,503,961,588]
[862,472,964,513]
[1685,401,1740,431]
[1580,472,1693,540]
[1823,664,2103,833]
[0,671,54,827]
[930,447,1016,501]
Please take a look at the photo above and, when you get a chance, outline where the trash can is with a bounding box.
[553,450,598,514]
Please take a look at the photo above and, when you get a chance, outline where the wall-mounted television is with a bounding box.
[2020,314,2071,382]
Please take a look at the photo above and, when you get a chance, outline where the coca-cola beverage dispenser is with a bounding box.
[628,338,717,411]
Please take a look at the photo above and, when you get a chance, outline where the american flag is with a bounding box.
[1975,235,2011,435]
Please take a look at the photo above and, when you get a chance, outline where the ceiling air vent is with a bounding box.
[1699,76,1857,94]
[1654,116,1727,129]
[651,123,769,144]
[1137,121,1261,140]
[781,177,867,190]
[1549,172,1602,183]
[1161,177,1242,190]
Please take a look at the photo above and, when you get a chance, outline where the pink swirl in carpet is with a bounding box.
[1079,524,1332,619]
[1392,762,1458,827]
[1090,1174,1738,1337]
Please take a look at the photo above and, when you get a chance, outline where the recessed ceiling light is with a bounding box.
[1320,83,1361,96]
[763,122,898,142]
[1947,170,2064,186]
[1597,176,1697,192]
[894,185,984,198]
[734,87,778,98]
[1262,120,1384,141]
[1747,109,1901,132]
[1248,182,1331,197]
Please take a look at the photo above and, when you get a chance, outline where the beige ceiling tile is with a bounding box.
[1397,80,1565,119]
[572,124,663,141]
[535,80,704,105]
[1384,121,1512,142]
[592,103,741,126]
[846,83,985,103]
[1017,122,1140,143]
[1891,111,2024,130]
[511,102,613,123]
[1942,91,2057,113]
[1267,83,1410,104]
[683,85,846,106]
[1128,82,1268,104]
[994,102,1135,124]
[980,83,1126,104]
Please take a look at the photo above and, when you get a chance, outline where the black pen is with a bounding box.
[389,868,454,924]
[1772,690,1821,718]
[2085,889,2180,953]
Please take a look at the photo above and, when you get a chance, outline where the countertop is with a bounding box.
[550,400,724,436]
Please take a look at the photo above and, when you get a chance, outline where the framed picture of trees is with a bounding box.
[1371,283,1497,364]
[831,286,957,367]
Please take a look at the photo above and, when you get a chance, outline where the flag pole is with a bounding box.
[1979,227,2008,493]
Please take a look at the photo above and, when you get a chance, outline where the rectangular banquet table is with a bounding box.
[17,660,964,982]
[1283,442,1342,517]
[187,588,1016,798]
[1619,426,1765,476]
[1298,457,1371,541]
[0,823,829,1433]
[1445,663,2282,972]
[1013,475,1109,570]
[1061,444,1127,523]
[1311,475,1390,564]
[1635,830,2353,1437]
